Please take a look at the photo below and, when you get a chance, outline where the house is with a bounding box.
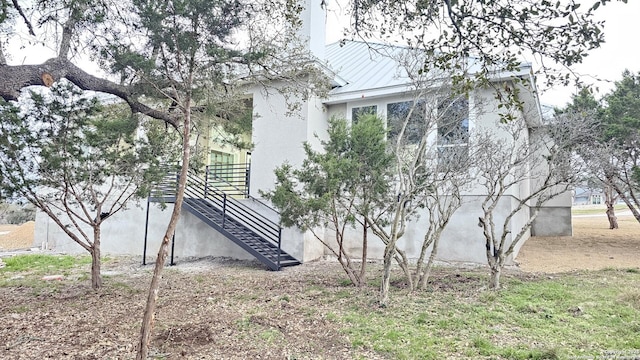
[573,187,604,206]
[33,0,572,268]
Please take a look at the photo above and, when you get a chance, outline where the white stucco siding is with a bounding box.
[34,200,256,261]
[317,195,521,265]
[306,97,329,150]
[249,86,310,197]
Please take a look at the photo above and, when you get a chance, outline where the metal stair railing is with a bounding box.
[205,163,250,198]
[181,169,284,269]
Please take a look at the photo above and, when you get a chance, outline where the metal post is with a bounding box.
[204,165,209,199]
[142,197,151,265]
[245,161,251,198]
[222,194,227,229]
[170,232,176,266]
[277,227,282,270]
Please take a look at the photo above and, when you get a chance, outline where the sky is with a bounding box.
[322,0,640,108]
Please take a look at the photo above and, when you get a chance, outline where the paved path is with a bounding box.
[572,210,633,218]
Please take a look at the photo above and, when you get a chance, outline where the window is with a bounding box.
[387,100,426,144]
[351,105,377,124]
[210,151,235,181]
[210,151,234,167]
[437,96,469,167]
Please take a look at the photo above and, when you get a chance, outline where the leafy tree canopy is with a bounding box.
[602,70,640,144]
[0,0,310,126]
[348,0,622,91]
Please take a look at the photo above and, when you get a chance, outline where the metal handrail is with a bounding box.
[150,166,285,266]
[181,170,282,252]
[205,163,250,198]
[204,163,281,218]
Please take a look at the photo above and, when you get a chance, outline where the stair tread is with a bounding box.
[179,193,299,270]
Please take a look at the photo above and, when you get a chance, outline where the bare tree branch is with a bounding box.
[10,0,35,36]
[0,58,179,127]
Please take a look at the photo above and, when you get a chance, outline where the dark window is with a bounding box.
[437,97,469,168]
[352,105,377,124]
[387,100,426,144]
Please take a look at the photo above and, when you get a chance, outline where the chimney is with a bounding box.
[298,0,327,62]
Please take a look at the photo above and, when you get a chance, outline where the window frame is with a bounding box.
[349,104,378,125]
[436,95,470,168]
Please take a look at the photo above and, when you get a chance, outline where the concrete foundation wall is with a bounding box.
[315,195,525,265]
[34,200,255,262]
[531,206,573,236]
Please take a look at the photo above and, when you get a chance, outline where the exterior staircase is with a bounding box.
[148,166,300,270]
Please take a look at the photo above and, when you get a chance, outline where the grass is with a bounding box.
[0,254,93,288]
[1,254,91,273]
[336,269,640,359]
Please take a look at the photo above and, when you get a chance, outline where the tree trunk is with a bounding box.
[358,218,368,287]
[606,204,618,229]
[419,234,440,289]
[489,266,501,290]
[136,101,191,360]
[379,244,394,306]
[609,178,640,224]
[604,183,619,229]
[91,226,102,290]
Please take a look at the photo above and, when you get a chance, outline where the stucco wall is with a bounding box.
[249,85,310,197]
[316,195,523,265]
[531,206,573,236]
[34,200,255,262]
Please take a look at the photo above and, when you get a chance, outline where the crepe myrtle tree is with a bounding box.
[559,88,622,229]
[0,82,176,290]
[561,73,640,227]
[598,71,640,223]
[473,110,593,290]
[369,89,478,305]
[266,114,394,287]
[351,51,478,304]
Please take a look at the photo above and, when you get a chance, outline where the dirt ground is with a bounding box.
[0,222,35,250]
[0,215,638,359]
[517,214,640,273]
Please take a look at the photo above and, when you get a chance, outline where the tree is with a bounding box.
[0,82,172,289]
[267,114,394,287]
[560,88,622,229]
[563,73,640,226]
[2,0,314,357]
[107,2,314,358]
[0,1,620,114]
[353,53,479,304]
[0,201,36,224]
[347,0,612,92]
[474,111,592,289]
[369,90,475,305]
[600,70,640,223]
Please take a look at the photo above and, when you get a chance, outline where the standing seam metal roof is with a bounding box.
[325,41,412,96]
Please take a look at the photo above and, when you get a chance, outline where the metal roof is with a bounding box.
[324,41,535,105]
[325,41,412,100]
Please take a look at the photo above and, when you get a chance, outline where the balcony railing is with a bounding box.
[205,163,250,198]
